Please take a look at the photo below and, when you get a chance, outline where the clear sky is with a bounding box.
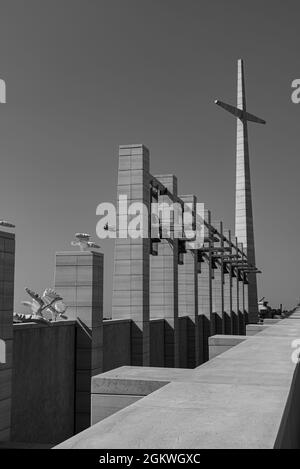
[0,0,299,314]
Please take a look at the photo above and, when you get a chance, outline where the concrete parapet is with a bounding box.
[55,313,300,449]
[246,324,271,335]
[208,334,248,359]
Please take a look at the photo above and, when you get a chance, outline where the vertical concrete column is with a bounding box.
[208,212,213,338]
[55,250,103,433]
[223,230,232,334]
[239,274,246,334]
[235,237,240,334]
[112,144,150,367]
[198,209,211,362]
[150,175,179,368]
[0,230,15,441]
[238,242,246,334]
[178,195,199,368]
[231,239,239,334]
[243,245,249,324]
[212,221,223,334]
[236,272,240,335]
[223,272,231,333]
[219,222,226,334]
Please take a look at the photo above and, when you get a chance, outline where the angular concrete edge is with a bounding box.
[246,324,271,335]
[208,334,248,346]
[208,334,248,360]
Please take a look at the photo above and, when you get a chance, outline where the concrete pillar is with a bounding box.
[223,230,233,334]
[150,175,179,368]
[112,144,150,367]
[238,242,246,334]
[219,222,226,334]
[231,237,239,334]
[178,195,199,368]
[223,272,231,334]
[55,250,103,433]
[212,221,223,335]
[236,272,240,335]
[198,209,211,362]
[0,229,15,441]
[243,246,249,324]
[239,275,246,334]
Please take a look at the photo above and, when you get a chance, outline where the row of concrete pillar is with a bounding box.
[112,144,252,368]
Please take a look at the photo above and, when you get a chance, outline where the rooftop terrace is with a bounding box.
[56,310,300,449]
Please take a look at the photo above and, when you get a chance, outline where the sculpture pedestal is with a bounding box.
[55,250,103,433]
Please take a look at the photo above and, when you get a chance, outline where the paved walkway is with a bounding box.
[56,311,300,449]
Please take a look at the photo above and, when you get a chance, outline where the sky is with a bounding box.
[0,0,299,313]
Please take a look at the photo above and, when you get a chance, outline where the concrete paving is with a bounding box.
[55,313,300,449]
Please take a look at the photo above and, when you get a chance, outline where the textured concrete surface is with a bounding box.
[0,230,15,442]
[112,144,151,366]
[56,314,300,449]
[150,319,164,367]
[12,321,76,444]
[103,319,131,372]
[91,394,143,426]
[208,334,248,359]
[211,220,224,336]
[263,319,280,324]
[246,323,271,335]
[178,195,199,367]
[55,250,104,433]
[150,174,179,368]
[198,210,212,362]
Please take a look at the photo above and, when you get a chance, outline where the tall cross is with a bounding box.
[215,59,265,324]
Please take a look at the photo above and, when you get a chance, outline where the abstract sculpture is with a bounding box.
[71,233,101,251]
[0,220,15,228]
[14,288,68,324]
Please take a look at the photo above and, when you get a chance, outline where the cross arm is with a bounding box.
[214,100,242,119]
[214,99,266,124]
[244,111,266,124]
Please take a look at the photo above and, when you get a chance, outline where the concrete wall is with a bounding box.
[150,319,164,367]
[208,334,248,360]
[12,321,76,444]
[103,319,131,372]
[275,361,300,448]
[246,324,270,336]
[11,311,238,445]
[11,318,132,444]
[178,316,188,368]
